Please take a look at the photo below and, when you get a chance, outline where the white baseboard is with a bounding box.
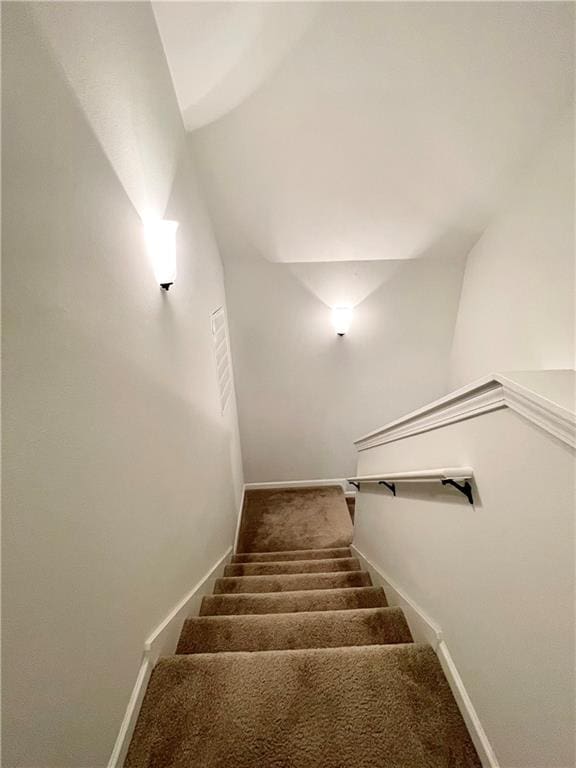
[107,547,232,768]
[436,640,500,768]
[351,545,441,647]
[233,485,246,553]
[107,657,153,768]
[351,545,499,768]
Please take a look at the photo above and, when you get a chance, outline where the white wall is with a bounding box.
[220,244,466,481]
[353,410,575,768]
[190,1,573,483]
[451,112,575,385]
[2,4,242,767]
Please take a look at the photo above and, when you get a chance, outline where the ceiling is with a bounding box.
[154,2,573,263]
[152,2,319,131]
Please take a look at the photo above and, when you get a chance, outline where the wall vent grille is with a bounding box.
[211,306,232,415]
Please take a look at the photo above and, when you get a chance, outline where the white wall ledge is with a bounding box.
[354,371,575,451]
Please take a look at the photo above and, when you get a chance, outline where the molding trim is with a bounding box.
[351,545,499,768]
[351,546,442,648]
[437,641,500,768]
[107,658,153,768]
[233,485,246,553]
[354,374,575,451]
[244,478,349,491]
[107,547,232,768]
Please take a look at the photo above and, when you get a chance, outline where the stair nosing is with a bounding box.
[184,606,404,624]
[166,641,423,662]
[216,570,367,581]
[203,585,384,599]
[228,557,359,567]
[200,586,388,614]
[232,548,352,559]
[224,557,361,574]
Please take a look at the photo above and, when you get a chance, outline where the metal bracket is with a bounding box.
[349,481,360,490]
[441,479,474,505]
[378,480,396,496]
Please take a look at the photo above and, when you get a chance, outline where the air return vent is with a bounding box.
[211,307,232,415]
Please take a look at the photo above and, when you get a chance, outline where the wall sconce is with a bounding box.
[144,219,179,290]
[332,306,353,336]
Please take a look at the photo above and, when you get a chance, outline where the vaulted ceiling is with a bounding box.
[152,2,320,131]
[153,2,573,263]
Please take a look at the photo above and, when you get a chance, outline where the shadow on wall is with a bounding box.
[2,5,242,766]
[360,481,483,510]
[29,2,184,220]
[286,228,478,310]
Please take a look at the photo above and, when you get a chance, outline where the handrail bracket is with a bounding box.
[441,479,474,505]
[378,480,396,496]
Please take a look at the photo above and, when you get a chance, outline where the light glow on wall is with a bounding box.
[332,306,353,336]
[144,219,179,290]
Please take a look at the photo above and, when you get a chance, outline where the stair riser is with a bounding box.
[224,557,360,577]
[200,586,388,616]
[214,571,372,594]
[231,547,352,563]
[176,607,413,653]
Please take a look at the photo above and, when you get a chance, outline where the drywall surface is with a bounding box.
[2,4,242,767]
[221,245,466,481]
[502,370,576,412]
[191,2,573,265]
[353,409,575,768]
[152,2,321,130]
[189,2,573,483]
[28,0,183,221]
[451,112,575,385]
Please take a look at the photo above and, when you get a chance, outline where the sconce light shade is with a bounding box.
[332,306,353,336]
[144,219,179,290]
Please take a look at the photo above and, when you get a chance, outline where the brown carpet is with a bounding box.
[236,486,353,553]
[214,570,371,593]
[177,607,412,653]
[126,646,480,768]
[200,586,389,615]
[346,495,355,522]
[224,557,360,576]
[126,486,481,768]
[232,547,352,563]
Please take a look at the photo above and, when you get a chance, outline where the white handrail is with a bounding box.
[347,467,474,484]
[346,467,475,504]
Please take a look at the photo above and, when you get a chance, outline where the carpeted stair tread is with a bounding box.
[200,586,388,616]
[127,486,481,767]
[237,486,353,552]
[231,547,352,563]
[125,643,481,768]
[214,570,372,594]
[176,607,412,653]
[224,557,360,577]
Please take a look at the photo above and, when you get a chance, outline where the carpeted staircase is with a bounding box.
[125,486,481,767]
